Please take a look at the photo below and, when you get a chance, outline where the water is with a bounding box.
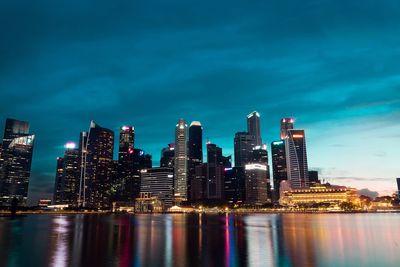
[0,213,399,267]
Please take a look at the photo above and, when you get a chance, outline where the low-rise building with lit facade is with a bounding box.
[279,184,359,206]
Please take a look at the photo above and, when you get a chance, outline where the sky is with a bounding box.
[0,0,399,204]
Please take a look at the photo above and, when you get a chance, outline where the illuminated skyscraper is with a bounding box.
[247,111,262,146]
[285,129,309,188]
[280,118,294,140]
[271,140,287,201]
[245,163,269,205]
[140,167,174,209]
[234,132,256,167]
[117,126,135,201]
[252,144,271,197]
[188,121,203,201]
[53,143,80,206]
[83,121,114,209]
[174,119,188,201]
[0,118,35,206]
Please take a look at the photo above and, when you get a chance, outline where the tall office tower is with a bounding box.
[222,155,232,168]
[285,129,309,188]
[140,167,174,209]
[206,143,224,199]
[247,111,262,146]
[223,167,245,204]
[271,140,287,201]
[60,143,80,205]
[252,144,271,197]
[127,148,152,201]
[53,157,64,204]
[280,118,294,140]
[160,144,175,168]
[234,132,256,167]
[77,131,88,207]
[174,119,188,201]
[188,121,203,201]
[117,126,135,201]
[308,170,320,185]
[0,119,35,206]
[191,164,207,202]
[84,121,114,209]
[244,163,269,205]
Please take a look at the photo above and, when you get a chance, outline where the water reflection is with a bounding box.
[0,213,399,266]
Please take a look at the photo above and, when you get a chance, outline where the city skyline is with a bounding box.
[1,0,400,204]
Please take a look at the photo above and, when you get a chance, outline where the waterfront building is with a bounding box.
[244,163,269,205]
[174,119,188,202]
[58,143,80,206]
[247,111,262,146]
[53,157,64,204]
[190,164,207,202]
[0,118,35,206]
[285,129,309,188]
[140,167,174,209]
[397,178,400,199]
[279,184,359,206]
[134,192,163,213]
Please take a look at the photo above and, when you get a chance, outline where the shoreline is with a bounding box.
[1,209,400,216]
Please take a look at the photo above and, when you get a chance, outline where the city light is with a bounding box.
[64,142,76,149]
[245,164,267,171]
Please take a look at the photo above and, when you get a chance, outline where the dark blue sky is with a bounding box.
[1,0,399,204]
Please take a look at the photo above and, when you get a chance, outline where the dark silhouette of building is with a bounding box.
[396,178,400,199]
[271,140,287,201]
[0,118,35,206]
[191,164,207,201]
[188,121,203,201]
[160,144,174,168]
[223,167,245,204]
[308,170,320,185]
[247,111,262,146]
[127,148,152,201]
[234,132,256,167]
[53,157,64,204]
[206,143,224,200]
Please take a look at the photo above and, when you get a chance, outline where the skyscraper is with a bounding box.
[271,140,287,201]
[0,118,35,206]
[188,121,203,201]
[117,126,135,201]
[61,143,80,205]
[308,170,320,185]
[247,111,262,146]
[285,129,309,188]
[252,145,271,197]
[160,144,174,168]
[140,167,174,209]
[244,163,269,205]
[53,157,64,204]
[206,143,224,199]
[83,121,114,209]
[280,118,294,140]
[234,132,256,167]
[396,178,400,199]
[191,164,207,201]
[223,167,245,204]
[174,119,188,201]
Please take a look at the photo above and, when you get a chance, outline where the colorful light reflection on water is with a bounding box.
[0,213,399,266]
